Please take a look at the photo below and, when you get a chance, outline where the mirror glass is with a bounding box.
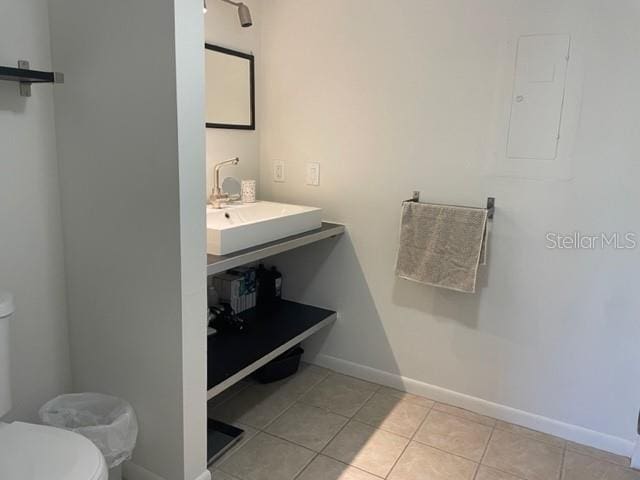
[205,44,255,130]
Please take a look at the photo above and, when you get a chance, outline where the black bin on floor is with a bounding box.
[254,345,304,383]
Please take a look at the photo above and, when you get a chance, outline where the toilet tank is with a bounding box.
[0,292,14,418]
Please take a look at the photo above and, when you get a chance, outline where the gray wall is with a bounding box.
[0,0,72,423]
[48,0,206,478]
[259,0,640,453]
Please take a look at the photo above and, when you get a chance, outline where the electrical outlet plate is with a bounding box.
[273,160,285,182]
[306,162,320,186]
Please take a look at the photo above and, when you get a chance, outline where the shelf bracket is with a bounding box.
[17,60,31,97]
[6,59,64,97]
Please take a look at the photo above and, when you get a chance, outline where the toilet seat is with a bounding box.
[0,422,108,480]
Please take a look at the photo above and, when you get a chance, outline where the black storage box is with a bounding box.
[254,345,304,383]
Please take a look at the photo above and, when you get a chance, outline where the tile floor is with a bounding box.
[208,364,638,480]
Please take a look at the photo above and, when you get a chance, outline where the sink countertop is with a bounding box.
[207,222,345,276]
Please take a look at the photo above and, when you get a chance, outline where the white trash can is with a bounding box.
[39,393,138,480]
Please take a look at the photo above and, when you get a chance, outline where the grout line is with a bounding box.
[316,386,385,471]
[256,369,329,480]
[473,427,530,480]
[353,399,435,440]
[473,426,496,480]
[209,468,243,480]
[291,452,320,480]
[476,466,528,480]
[293,373,380,480]
[264,410,349,454]
[478,425,495,465]
[266,368,332,432]
[288,445,318,480]
[493,422,566,450]
[395,406,496,469]
[259,365,332,431]
[316,370,637,474]
[383,400,436,478]
[431,402,497,429]
[559,443,567,480]
[220,368,560,480]
[310,455,388,480]
[293,453,388,480]
[565,443,632,468]
[213,366,335,472]
[208,381,251,411]
[260,397,298,430]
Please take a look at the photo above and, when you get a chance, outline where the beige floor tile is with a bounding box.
[211,364,330,429]
[432,403,496,427]
[210,383,297,429]
[325,373,380,391]
[219,432,315,480]
[301,362,332,377]
[211,470,241,480]
[211,424,260,466]
[566,441,630,467]
[322,420,409,477]
[474,465,522,480]
[301,374,378,417]
[272,363,332,397]
[297,455,382,480]
[482,429,563,480]
[354,392,430,438]
[208,381,251,410]
[388,441,477,480]
[414,410,492,461]
[563,450,640,480]
[494,420,565,448]
[377,386,436,408]
[266,402,348,451]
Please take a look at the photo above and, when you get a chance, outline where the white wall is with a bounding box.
[0,0,71,422]
[259,0,640,452]
[48,1,207,479]
[205,0,261,197]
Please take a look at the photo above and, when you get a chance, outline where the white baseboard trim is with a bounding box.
[123,462,165,480]
[123,462,211,480]
[631,437,640,469]
[313,353,635,457]
[195,470,212,480]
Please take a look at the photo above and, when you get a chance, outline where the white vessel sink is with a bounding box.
[207,201,322,255]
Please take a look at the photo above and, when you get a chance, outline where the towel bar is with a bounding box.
[403,191,495,220]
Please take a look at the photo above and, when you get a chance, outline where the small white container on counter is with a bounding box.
[241,180,256,203]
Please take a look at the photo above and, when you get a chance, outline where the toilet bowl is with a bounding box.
[0,421,108,480]
[0,292,108,480]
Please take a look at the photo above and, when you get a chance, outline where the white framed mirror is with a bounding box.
[205,44,255,130]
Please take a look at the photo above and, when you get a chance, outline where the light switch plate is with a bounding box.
[273,160,285,182]
[306,162,320,186]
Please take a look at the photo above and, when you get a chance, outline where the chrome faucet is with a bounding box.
[210,157,240,208]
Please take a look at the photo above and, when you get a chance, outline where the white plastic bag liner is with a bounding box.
[39,393,138,468]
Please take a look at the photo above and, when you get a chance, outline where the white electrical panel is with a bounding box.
[507,34,571,160]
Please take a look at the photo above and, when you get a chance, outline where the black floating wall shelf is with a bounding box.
[0,60,64,97]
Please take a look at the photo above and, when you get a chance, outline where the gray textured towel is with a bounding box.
[395,202,488,293]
